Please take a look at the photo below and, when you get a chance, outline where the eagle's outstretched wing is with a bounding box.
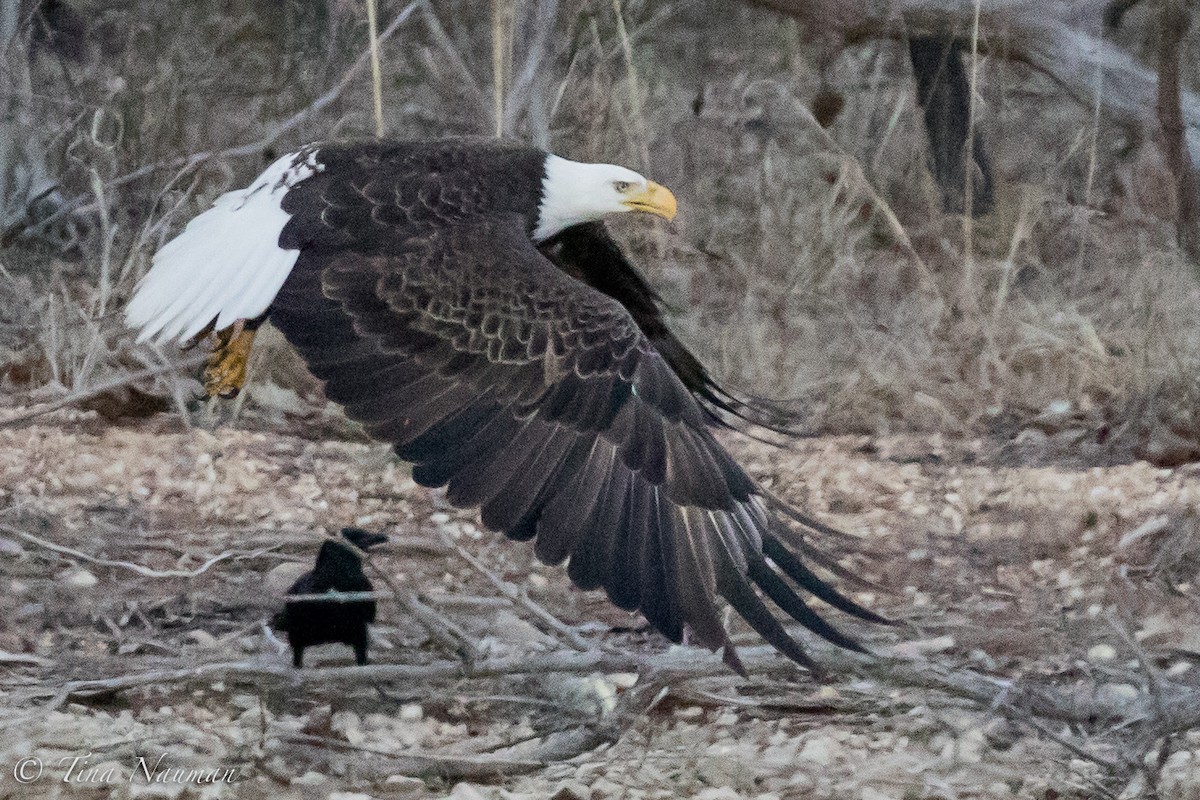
[269,212,882,672]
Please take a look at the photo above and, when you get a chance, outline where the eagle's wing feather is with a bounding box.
[540,221,806,435]
[269,214,877,671]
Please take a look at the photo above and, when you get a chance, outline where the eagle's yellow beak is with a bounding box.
[622,181,677,221]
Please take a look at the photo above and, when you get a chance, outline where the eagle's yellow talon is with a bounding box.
[202,323,257,399]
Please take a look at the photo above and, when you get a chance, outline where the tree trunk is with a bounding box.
[0,0,65,240]
[744,0,1200,169]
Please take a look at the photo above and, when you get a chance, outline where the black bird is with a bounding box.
[128,138,887,674]
[273,527,388,668]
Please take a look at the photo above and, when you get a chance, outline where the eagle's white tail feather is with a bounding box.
[125,150,321,344]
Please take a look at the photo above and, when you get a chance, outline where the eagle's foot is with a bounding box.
[203,322,257,398]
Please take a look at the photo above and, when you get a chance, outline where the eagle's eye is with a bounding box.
[612,180,634,193]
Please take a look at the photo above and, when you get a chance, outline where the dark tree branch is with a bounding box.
[1155,0,1200,261]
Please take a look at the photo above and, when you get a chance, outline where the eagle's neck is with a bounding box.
[533,155,615,242]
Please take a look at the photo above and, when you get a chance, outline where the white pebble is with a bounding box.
[62,569,98,589]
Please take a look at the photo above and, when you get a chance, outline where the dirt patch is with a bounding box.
[0,411,1198,798]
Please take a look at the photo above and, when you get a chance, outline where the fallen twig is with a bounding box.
[1017,714,1123,772]
[28,642,1200,739]
[0,354,207,428]
[500,678,669,765]
[281,676,664,779]
[443,532,591,651]
[363,554,481,667]
[0,521,237,579]
[0,651,53,667]
[260,590,511,605]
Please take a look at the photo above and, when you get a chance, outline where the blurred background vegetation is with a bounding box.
[3,0,1200,464]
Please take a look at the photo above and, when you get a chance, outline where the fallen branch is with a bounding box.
[32,648,749,706]
[0,650,52,667]
[0,353,207,428]
[281,677,664,779]
[362,552,481,667]
[252,590,512,605]
[443,532,591,652]
[33,643,1200,736]
[0,522,239,579]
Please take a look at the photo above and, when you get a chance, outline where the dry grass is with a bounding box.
[5,0,1199,459]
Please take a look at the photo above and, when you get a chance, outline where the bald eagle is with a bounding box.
[126,138,885,673]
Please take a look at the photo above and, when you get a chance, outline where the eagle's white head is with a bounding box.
[534,154,677,242]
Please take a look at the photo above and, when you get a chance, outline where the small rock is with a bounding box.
[231,693,258,710]
[62,569,98,589]
[607,672,639,689]
[1167,661,1192,677]
[399,703,423,722]
[889,635,955,658]
[1097,683,1140,705]
[292,771,326,786]
[332,710,365,745]
[490,610,552,647]
[860,789,900,800]
[787,773,816,790]
[982,719,1022,751]
[694,789,740,800]
[812,685,841,701]
[0,538,24,557]
[1013,428,1048,446]
[547,784,588,800]
[585,676,618,714]
[696,753,755,791]
[264,562,309,595]
[589,779,625,797]
[956,728,986,763]
[329,793,374,800]
[187,630,219,648]
[1088,643,1117,661]
[798,737,841,765]
[448,783,489,800]
[381,775,425,797]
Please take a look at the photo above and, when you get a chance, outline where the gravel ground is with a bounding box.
[1,409,1199,799]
